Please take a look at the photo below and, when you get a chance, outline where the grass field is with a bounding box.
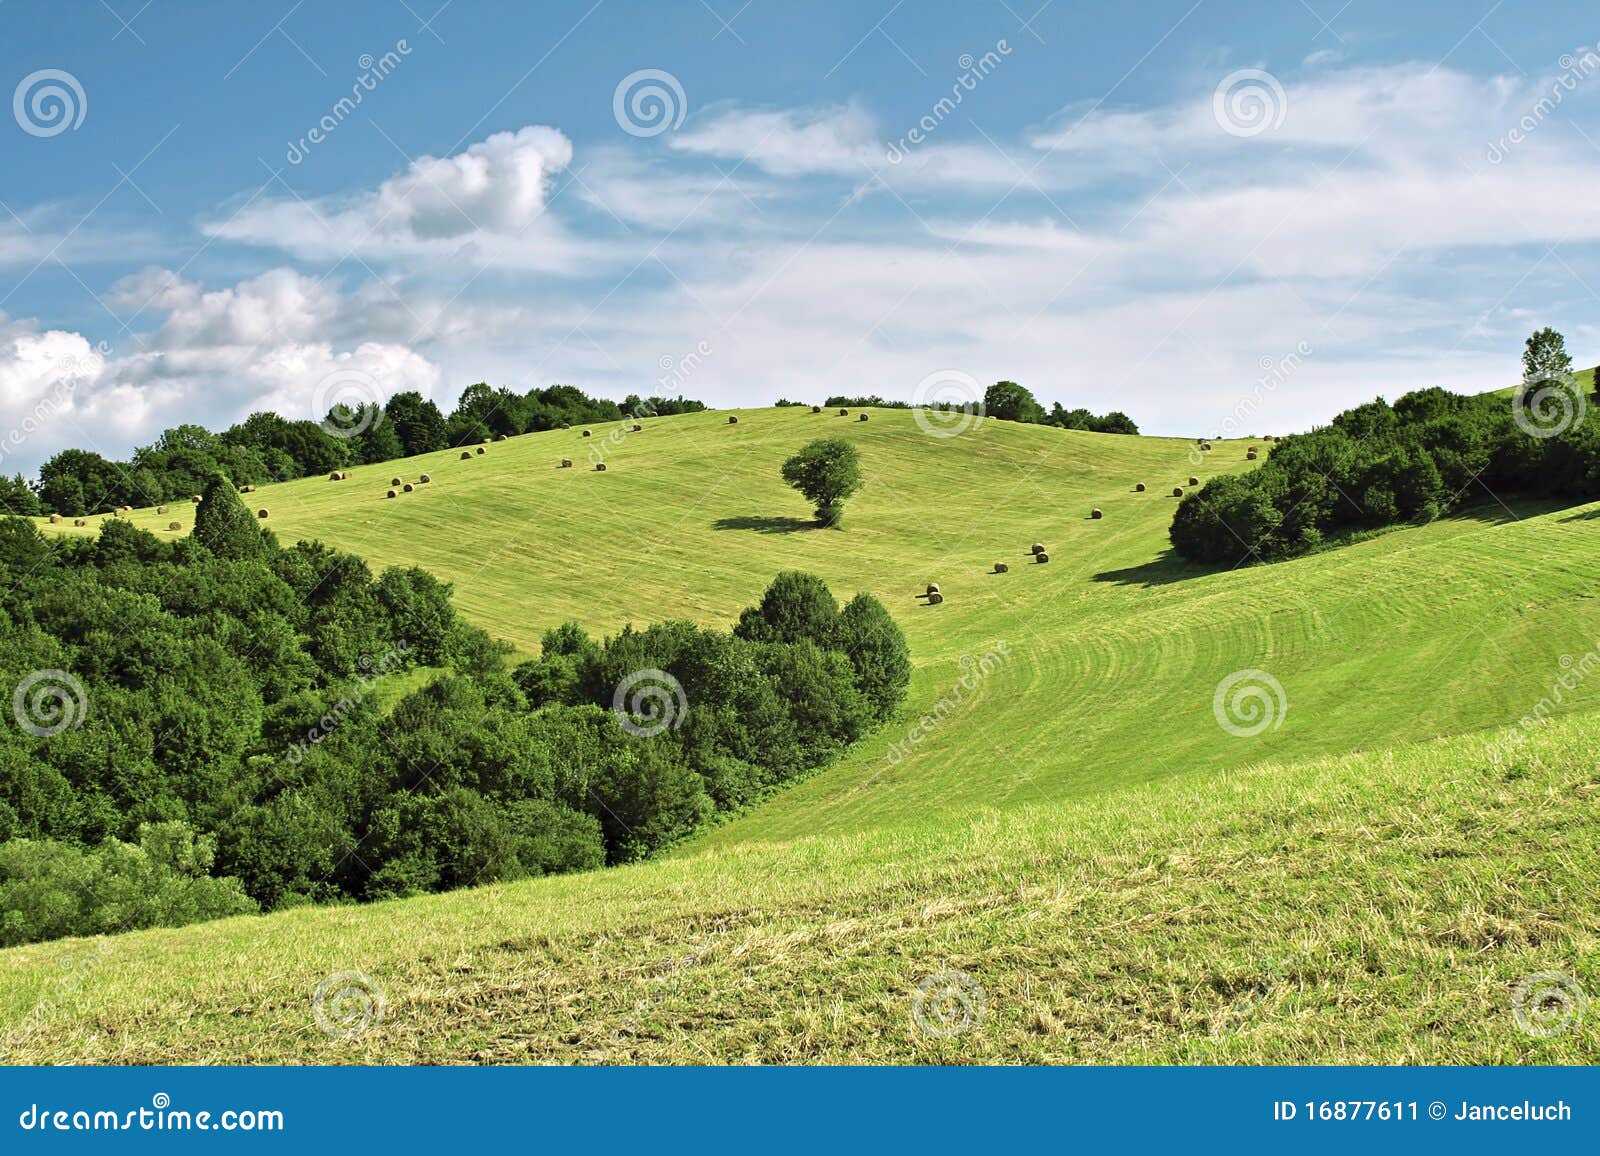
[11,404,1600,1063]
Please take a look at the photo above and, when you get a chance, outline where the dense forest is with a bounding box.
[0,385,708,519]
[0,477,909,945]
[1171,331,1596,564]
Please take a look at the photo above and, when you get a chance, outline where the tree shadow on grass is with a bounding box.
[711,514,822,534]
[1092,548,1220,587]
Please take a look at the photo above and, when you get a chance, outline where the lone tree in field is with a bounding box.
[983,380,1046,424]
[1523,327,1574,385]
[781,437,862,527]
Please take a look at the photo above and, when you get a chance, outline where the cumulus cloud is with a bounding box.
[206,126,586,268]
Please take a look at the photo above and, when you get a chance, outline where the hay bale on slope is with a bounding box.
[191,494,201,503]
[859,413,869,421]
[1135,482,1146,492]
[330,472,343,481]
[168,521,181,531]
[1091,508,1103,519]
[403,483,415,493]
[926,592,944,605]
[73,519,86,527]
[994,562,1009,573]
[728,415,738,424]
[419,474,431,483]
[48,514,61,524]
[257,508,269,519]
[838,408,849,416]
[1031,542,1045,555]
[157,505,167,514]
[1035,551,1051,564]
[1247,450,1258,460]
[391,477,402,486]
[1188,476,1200,486]
[460,451,473,460]
[1173,487,1184,497]
[926,583,942,597]
[476,447,486,455]
[387,489,398,499]
[1201,442,1212,451]
[632,424,643,432]
[812,405,822,413]
[595,463,608,472]
[560,458,573,468]
[582,429,592,437]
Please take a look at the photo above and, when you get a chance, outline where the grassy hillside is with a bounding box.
[1,710,1595,1064]
[39,406,1600,848]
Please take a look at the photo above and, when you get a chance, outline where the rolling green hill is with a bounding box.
[11,405,1600,1063]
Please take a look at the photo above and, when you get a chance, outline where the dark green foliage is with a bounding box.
[192,475,263,560]
[0,474,41,517]
[1170,374,1600,565]
[0,526,907,940]
[984,380,1046,424]
[1523,327,1574,384]
[781,438,862,527]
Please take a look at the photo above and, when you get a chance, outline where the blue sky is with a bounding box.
[2,0,1599,472]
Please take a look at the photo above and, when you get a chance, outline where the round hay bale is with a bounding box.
[631,424,643,432]
[191,494,201,503]
[1246,450,1258,460]
[157,505,167,514]
[419,473,431,484]
[391,477,402,486]
[1035,551,1051,564]
[240,485,255,494]
[48,513,61,524]
[1188,476,1200,486]
[460,451,472,460]
[403,483,414,493]
[73,519,86,527]
[926,591,943,605]
[582,429,592,437]
[1091,507,1103,519]
[728,415,738,424]
[476,446,486,455]
[560,458,573,468]
[926,583,941,597]
[993,562,1009,573]
[1031,542,1045,555]
[387,489,398,499]
[330,472,342,481]
[1135,482,1145,492]
[838,408,849,416]
[495,434,508,442]
[595,463,608,472]
[257,508,269,519]
[859,413,869,422]
[1172,487,1184,497]
[812,405,822,413]
[1201,442,1212,451]
[167,521,181,531]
